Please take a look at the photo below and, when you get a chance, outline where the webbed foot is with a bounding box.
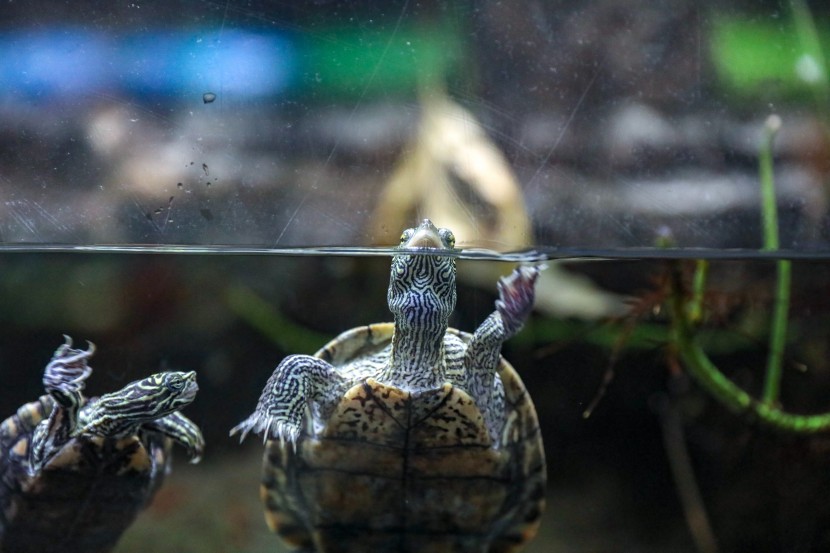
[231,355,342,447]
[31,337,95,469]
[496,265,541,337]
[43,336,94,399]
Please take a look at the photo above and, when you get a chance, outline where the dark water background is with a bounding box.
[3,251,830,552]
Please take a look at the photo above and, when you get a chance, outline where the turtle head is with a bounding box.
[79,371,199,438]
[124,371,199,413]
[388,219,457,328]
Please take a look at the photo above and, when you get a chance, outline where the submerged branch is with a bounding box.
[655,392,719,553]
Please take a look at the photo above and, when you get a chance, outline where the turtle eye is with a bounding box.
[399,229,414,245]
[439,229,456,249]
[165,374,184,393]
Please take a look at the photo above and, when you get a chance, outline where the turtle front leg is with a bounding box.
[494,265,541,338]
[144,411,205,463]
[464,266,540,413]
[31,336,95,470]
[231,355,345,447]
[468,265,540,358]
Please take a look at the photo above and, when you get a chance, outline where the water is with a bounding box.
[2,248,830,552]
[2,243,828,260]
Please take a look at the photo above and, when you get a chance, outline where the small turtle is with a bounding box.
[233,219,545,553]
[0,337,204,553]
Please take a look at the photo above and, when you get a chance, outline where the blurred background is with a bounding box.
[3,1,830,551]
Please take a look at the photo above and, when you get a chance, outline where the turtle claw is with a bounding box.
[229,417,255,443]
[275,420,301,449]
[230,412,302,447]
[233,355,339,448]
[496,265,541,337]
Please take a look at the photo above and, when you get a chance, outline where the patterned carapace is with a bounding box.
[233,219,545,553]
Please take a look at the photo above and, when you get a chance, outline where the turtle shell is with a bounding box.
[0,394,170,553]
[260,323,546,553]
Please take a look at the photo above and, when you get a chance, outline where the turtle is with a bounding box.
[232,219,546,553]
[0,336,204,553]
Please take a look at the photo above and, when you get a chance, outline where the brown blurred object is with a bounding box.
[372,89,625,318]
[372,89,532,250]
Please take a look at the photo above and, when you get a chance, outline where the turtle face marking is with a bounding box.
[81,371,199,437]
[105,371,197,411]
[137,372,199,411]
[388,219,457,330]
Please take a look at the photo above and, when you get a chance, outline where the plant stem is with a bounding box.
[758,115,790,406]
[758,115,781,251]
[688,259,709,324]
[764,260,792,405]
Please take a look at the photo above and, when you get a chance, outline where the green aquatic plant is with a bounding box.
[757,115,791,406]
[225,284,331,354]
[668,115,830,433]
[710,2,830,108]
[790,0,830,117]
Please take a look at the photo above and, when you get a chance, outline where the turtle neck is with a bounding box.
[382,304,450,391]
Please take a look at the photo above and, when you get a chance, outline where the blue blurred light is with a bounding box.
[0,29,112,96]
[0,27,296,101]
[178,31,294,97]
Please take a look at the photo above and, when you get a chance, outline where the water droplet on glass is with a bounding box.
[203,92,217,104]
